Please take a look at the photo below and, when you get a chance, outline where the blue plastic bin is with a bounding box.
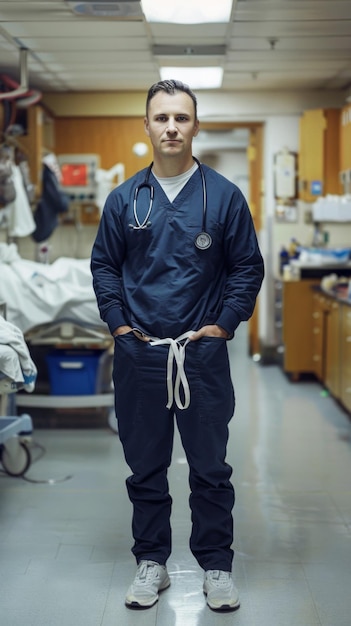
[46,350,103,395]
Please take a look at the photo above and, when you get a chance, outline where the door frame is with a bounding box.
[200,121,264,355]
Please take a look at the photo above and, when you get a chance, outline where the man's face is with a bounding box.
[144,90,199,160]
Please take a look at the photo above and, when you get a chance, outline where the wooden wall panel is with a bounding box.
[54,117,152,180]
[20,106,45,195]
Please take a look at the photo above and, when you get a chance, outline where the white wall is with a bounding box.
[197,89,345,121]
[261,116,300,346]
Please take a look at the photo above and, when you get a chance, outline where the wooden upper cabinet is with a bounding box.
[298,108,342,202]
[340,104,351,174]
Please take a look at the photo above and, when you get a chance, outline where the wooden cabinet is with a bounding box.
[298,108,342,202]
[283,281,351,414]
[312,292,341,396]
[311,291,327,381]
[340,305,351,412]
[282,279,319,378]
[325,299,341,399]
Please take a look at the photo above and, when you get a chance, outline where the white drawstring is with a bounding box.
[149,331,195,410]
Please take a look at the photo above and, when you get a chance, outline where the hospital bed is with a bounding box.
[0,243,103,334]
[0,245,115,423]
[0,304,34,476]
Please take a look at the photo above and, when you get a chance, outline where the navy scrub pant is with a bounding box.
[113,332,235,572]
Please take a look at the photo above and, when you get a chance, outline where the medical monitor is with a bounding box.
[58,154,100,201]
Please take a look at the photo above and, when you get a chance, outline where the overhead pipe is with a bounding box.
[0,48,42,106]
[14,88,42,108]
[0,48,29,99]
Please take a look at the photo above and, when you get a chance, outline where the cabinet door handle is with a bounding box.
[313,328,320,334]
[312,312,319,318]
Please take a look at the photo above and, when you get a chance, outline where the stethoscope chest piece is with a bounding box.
[195,231,212,250]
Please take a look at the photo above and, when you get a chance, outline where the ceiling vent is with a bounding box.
[152,45,227,57]
[66,1,143,19]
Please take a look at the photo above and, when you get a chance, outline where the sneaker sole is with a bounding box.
[205,598,240,612]
[204,591,240,612]
[125,580,171,610]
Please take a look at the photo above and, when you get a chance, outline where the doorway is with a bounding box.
[193,122,264,356]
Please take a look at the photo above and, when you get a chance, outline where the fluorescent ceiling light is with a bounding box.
[141,0,232,24]
[66,1,143,18]
[160,67,223,90]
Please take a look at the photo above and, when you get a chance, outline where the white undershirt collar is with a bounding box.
[152,161,198,202]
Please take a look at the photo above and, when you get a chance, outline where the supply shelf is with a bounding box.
[16,320,115,426]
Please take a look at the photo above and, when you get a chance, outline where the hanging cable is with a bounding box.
[0,439,73,484]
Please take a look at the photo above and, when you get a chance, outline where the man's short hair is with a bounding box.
[146,79,198,119]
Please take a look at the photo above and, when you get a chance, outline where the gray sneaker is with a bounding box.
[203,570,240,611]
[125,560,170,609]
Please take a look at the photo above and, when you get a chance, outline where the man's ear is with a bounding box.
[193,119,200,138]
[144,116,150,136]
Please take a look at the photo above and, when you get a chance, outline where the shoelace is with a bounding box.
[136,561,159,583]
[208,570,231,586]
[149,331,195,410]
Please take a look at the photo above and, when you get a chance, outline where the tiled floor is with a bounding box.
[1,323,351,625]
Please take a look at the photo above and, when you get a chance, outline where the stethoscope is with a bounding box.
[129,156,212,250]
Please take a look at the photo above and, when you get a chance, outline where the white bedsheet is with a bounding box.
[0,244,103,334]
[0,317,37,391]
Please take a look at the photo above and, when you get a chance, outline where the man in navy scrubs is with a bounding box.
[91,79,264,611]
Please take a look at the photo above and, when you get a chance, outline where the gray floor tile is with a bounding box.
[302,562,351,626]
[1,323,351,625]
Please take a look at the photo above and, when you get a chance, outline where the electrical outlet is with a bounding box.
[304,209,313,224]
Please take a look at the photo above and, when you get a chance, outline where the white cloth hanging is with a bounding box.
[95,163,125,212]
[7,164,36,237]
[42,152,62,182]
